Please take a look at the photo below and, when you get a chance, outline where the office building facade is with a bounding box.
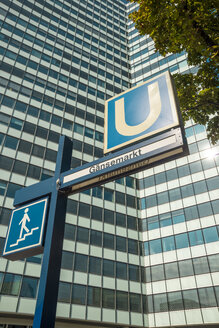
[0,0,219,327]
[127,2,219,328]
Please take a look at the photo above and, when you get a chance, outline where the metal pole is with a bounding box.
[33,136,72,328]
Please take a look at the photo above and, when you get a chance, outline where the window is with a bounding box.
[198,287,217,307]
[0,207,11,225]
[4,136,18,150]
[187,220,203,241]
[127,215,137,230]
[103,233,114,249]
[203,226,219,243]
[208,254,219,272]
[185,205,199,221]
[150,265,164,282]
[32,145,45,158]
[72,284,86,305]
[103,259,114,277]
[183,289,199,309]
[87,286,101,307]
[74,254,88,272]
[1,273,21,296]
[90,230,102,247]
[193,257,209,275]
[64,224,76,241]
[162,235,175,252]
[194,180,207,194]
[129,265,140,282]
[155,172,166,184]
[79,202,90,218]
[168,291,183,311]
[116,262,127,280]
[130,293,141,312]
[104,188,114,202]
[89,257,101,275]
[153,293,168,312]
[102,289,115,309]
[27,165,41,180]
[104,209,114,224]
[149,239,162,254]
[77,227,89,244]
[147,216,159,230]
[178,259,194,277]
[169,188,181,202]
[92,186,102,199]
[20,277,38,298]
[6,183,21,198]
[116,291,128,310]
[12,161,27,176]
[61,251,74,270]
[2,95,15,108]
[116,213,126,227]
[160,213,171,227]
[116,236,126,252]
[115,191,125,205]
[175,233,189,249]
[181,184,194,198]
[91,206,102,222]
[157,191,169,205]
[165,262,179,279]
[126,194,136,208]
[128,239,138,255]
[58,282,71,303]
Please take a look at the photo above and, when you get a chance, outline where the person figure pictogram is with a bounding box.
[19,208,30,239]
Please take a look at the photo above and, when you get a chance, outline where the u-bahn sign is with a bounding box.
[104,71,181,153]
[3,70,188,328]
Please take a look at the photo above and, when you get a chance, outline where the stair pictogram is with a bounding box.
[10,227,39,247]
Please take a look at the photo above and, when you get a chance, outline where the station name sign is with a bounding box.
[61,128,186,194]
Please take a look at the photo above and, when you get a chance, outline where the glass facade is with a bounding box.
[127,2,219,327]
[0,0,219,327]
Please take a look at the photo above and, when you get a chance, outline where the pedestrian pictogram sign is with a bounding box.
[3,197,48,260]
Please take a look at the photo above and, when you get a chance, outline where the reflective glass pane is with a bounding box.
[89,257,101,275]
[20,277,38,298]
[1,273,21,295]
[183,289,199,309]
[168,291,183,311]
[58,282,71,303]
[193,257,209,275]
[179,259,194,277]
[189,229,204,246]
[153,293,168,312]
[203,226,219,243]
[175,233,189,249]
[162,236,175,252]
[165,262,179,279]
[130,293,141,312]
[72,284,86,305]
[198,287,217,307]
[102,289,115,309]
[150,239,162,254]
[87,286,101,307]
[116,291,128,311]
[151,265,164,282]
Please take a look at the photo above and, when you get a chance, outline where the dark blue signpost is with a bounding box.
[3,72,188,327]
[4,136,72,328]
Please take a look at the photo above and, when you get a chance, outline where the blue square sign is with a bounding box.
[104,71,179,153]
[3,197,48,261]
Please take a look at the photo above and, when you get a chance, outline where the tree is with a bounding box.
[128,0,219,144]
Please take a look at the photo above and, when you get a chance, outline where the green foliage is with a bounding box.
[129,0,219,144]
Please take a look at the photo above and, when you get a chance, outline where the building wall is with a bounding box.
[127,3,219,328]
